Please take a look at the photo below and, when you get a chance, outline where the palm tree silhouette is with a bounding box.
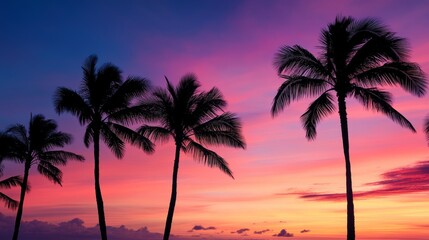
[54,55,154,240]
[138,74,246,240]
[0,114,84,240]
[0,163,23,210]
[271,16,426,240]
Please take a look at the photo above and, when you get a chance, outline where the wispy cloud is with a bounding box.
[287,161,429,201]
[300,229,310,233]
[231,228,250,234]
[254,229,270,234]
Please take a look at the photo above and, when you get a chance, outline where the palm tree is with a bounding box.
[138,74,246,240]
[0,163,23,210]
[0,114,84,240]
[54,55,154,240]
[271,16,426,240]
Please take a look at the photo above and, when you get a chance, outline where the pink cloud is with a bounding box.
[288,160,429,201]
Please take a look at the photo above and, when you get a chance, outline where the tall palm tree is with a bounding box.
[138,74,246,240]
[0,163,23,210]
[54,55,154,240]
[271,16,426,240]
[0,114,84,240]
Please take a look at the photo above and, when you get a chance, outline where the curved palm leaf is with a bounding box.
[0,192,19,210]
[355,62,426,96]
[54,88,92,124]
[107,122,154,153]
[352,87,415,131]
[186,140,234,178]
[300,92,336,140]
[271,76,330,116]
[138,125,171,143]
[193,112,245,148]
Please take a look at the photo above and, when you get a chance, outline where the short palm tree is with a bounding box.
[0,163,23,210]
[271,16,426,240]
[54,55,154,240]
[0,114,84,240]
[138,74,246,240]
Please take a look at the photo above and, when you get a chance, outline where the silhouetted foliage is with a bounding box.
[0,163,23,210]
[0,114,84,240]
[54,55,154,240]
[138,74,246,240]
[272,16,426,240]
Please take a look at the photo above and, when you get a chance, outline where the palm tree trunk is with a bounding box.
[12,163,30,240]
[94,129,108,240]
[338,96,355,240]
[163,143,181,240]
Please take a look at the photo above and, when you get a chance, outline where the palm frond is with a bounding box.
[164,76,177,103]
[300,92,336,140]
[352,86,416,132]
[80,55,98,100]
[0,132,27,162]
[5,124,28,146]
[54,87,92,125]
[0,192,19,210]
[107,103,156,125]
[347,33,408,75]
[83,124,94,147]
[191,87,227,123]
[186,140,234,178]
[274,45,329,77]
[37,162,63,185]
[100,123,125,159]
[137,125,171,143]
[0,175,23,189]
[39,150,84,166]
[176,74,200,105]
[193,112,245,148]
[107,123,154,153]
[102,77,151,113]
[271,76,329,116]
[354,62,426,96]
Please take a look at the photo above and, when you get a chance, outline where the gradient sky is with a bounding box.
[1,0,429,239]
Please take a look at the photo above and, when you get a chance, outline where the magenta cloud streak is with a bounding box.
[293,160,429,201]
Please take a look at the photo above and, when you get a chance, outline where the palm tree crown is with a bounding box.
[54,55,154,240]
[139,74,245,177]
[138,74,245,240]
[54,55,154,157]
[272,16,426,240]
[272,16,426,139]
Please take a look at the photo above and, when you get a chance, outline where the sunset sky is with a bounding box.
[1,0,429,239]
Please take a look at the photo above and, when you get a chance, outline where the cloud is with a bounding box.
[254,229,270,234]
[300,229,310,233]
[0,213,185,240]
[188,225,216,232]
[273,229,294,237]
[292,161,429,201]
[231,228,249,234]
